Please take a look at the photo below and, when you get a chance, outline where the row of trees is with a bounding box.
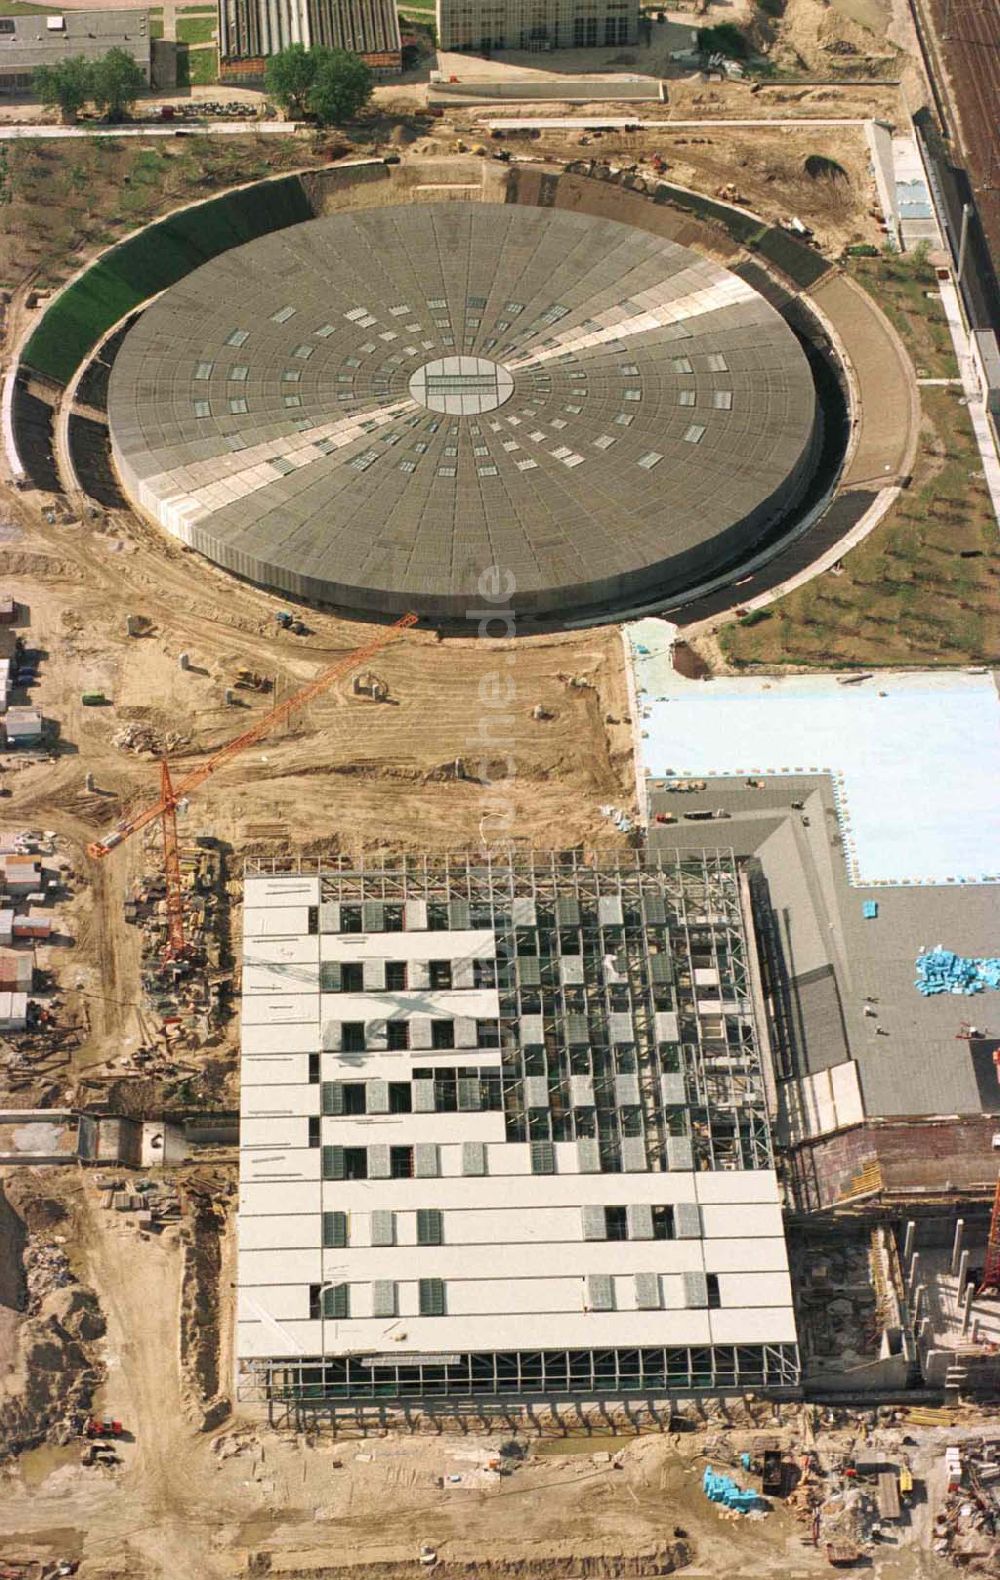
[264,45,373,124]
[34,47,146,123]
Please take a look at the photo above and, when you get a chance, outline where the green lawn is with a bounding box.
[846,253,958,380]
[0,1,61,13]
[176,42,218,87]
[176,13,217,43]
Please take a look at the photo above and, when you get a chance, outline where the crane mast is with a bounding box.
[88,613,418,959]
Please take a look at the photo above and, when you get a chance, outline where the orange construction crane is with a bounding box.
[977,1172,1000,1298]
[88,613,418,958]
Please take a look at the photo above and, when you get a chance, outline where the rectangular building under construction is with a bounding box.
[236,850,799,1409]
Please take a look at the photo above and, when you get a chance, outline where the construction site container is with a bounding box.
[0,596,16,625]
[13,912,52,940]
[0,990,27,1030]
[877,1471,900,1521]
[81,691,107,706]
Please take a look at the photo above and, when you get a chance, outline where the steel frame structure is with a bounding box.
[240,1341,802,1408]
[240,850,790,1406]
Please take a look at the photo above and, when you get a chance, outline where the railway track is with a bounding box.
[925,0,1000,278]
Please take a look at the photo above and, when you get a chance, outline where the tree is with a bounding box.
[307,48,373,126]
[90,47,145,122]
[696,22,749,58]
[33,55,92,122]
[265,43,317,118]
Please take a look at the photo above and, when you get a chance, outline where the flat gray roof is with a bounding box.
[0,9,151,73]
[108,202,818,621]
[648,777,1000,1121]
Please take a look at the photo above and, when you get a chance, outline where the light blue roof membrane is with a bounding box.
[629,618,1000,888]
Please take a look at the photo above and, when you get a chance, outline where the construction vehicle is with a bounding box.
[81,1441,121,1467]
[84,1417,124,1438]
[234,670,272,693]
[87,612,418,960]
[761,1449,785,1497]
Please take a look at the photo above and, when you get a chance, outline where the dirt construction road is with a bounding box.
[0,1176,962,1580]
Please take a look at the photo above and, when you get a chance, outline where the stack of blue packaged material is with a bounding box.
[702,1466,761,1512]
[915,948,1000,996]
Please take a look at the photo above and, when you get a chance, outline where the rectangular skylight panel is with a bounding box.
[707,353,729,372]
[228,397,248,414]
[271,306,296,324]
[344,308,369,322]
[593,435,616,450]
[678,390,696,407]
[638,451,663,470]
[713,390,733,410]
[684,424,706,443]
[229,365,249,381]
[293,344,314,359]
[315,324,335,338]
[194,361,214,380]
[672,357,694,374]
[389,304,411,316]
[193,399,210,418]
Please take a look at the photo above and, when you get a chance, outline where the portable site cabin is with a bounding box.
[877,1470,901,1521]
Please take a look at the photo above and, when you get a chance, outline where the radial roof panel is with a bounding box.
[108,203,820,622]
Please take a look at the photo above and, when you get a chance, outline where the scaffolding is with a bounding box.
[245,848,773,1175]
[242,1341,802,1412]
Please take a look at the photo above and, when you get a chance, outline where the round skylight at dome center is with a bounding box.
[409,356,515,416]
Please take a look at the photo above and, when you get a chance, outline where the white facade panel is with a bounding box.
[244,875,319,908]
[241,1054,313,1086]
[242,1022,322,1054]
[699,1203,784,1239]
[243,906,313,937]
[243,962,321,995]
[240,1248,323,1285]
[244,935,320,965]
[241,1084,318,1118]
[320,929,495,962]
[709,1307,799,1344]
[240,1181,323,1216]
[238,1213,321,1250]
[241,993,319,1025]
[695,1171,782,1205]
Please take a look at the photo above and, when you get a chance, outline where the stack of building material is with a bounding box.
[702,1467,761,1513]
[915,948,1000,996]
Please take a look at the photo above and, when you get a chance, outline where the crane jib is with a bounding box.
[87,612,418,861]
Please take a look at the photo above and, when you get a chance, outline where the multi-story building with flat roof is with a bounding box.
[436,0,637,54]
[236,851,799,1413]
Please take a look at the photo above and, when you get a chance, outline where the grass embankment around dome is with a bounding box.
[720,254,998,670]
